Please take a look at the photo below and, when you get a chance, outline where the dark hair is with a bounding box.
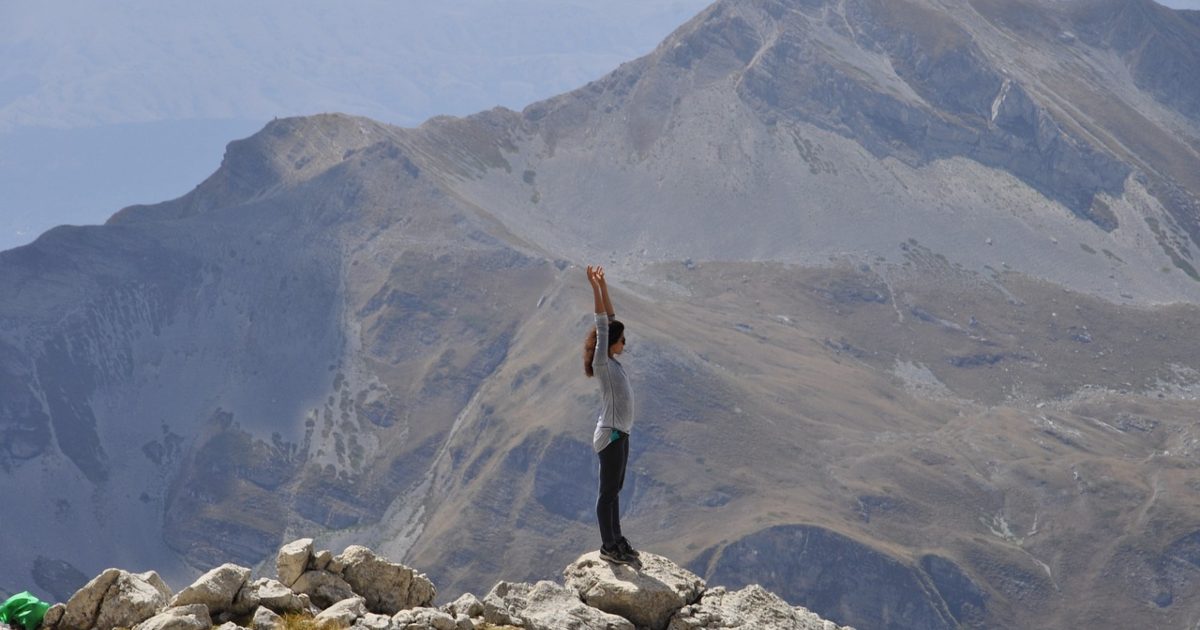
[583,320,625,377]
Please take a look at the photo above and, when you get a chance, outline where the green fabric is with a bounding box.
[0,592,50,630]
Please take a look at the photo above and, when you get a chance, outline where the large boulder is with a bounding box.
[486,580,634,630]
[290,570,356,609]
[335,545,436,613]
[232,577,305,616]
[252,606,284,630]
[133,604,212,630]
[441,593,483,619]
[564,552,705,630]
[55,569,173,630]
[276,538,314,587]
[314,596,367,627]
[169,563,251,616]
[667,585,855,630]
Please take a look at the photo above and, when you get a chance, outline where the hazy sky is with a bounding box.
[1158,0,1200,7]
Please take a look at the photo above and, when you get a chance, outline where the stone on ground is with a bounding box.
[565,552,705,630]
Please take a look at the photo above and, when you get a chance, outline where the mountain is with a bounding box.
[3,0,1200,628]
[0,0,710,251]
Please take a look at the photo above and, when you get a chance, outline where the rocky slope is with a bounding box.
[32,539,849,630]
[4,1,1200,629]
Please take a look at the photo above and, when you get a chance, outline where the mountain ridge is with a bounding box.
[5,1,1200,628]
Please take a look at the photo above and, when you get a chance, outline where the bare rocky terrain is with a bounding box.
[3,1,1200,628]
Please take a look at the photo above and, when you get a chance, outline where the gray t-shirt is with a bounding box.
[591,313,634,452]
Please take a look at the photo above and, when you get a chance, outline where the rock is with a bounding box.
[355,612,393,630]
[253,606,285,630]
[41,603,64,629]
[441,593,483,618]
[312,549,334,572]
[485,580,634,630]
[58,568,174,630]
[234,577,304,615]
[667,585,854,630]
[564,552,704,630]
[388,607,459,630]
[54,564,119,628]
[277,538,314,587]
[479,593,523,629]
[170,563,251,616]
[314,596,367,627]
[335,545,436,613]
[133,604,212,630]
[215,623,244,630]
[290,570,356,609]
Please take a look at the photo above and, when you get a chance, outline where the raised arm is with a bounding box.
[587,265,611,372]
[596,267,615,318]
[587,266,605,314]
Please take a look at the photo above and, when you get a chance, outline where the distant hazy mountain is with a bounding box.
[0,0,710,251]
[4,1,1200,629]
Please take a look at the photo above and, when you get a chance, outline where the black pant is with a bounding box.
[596,432,629,547]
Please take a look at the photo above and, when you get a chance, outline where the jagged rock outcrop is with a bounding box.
[484,580,634,630]
[52,568,173,630]
[275,538,312,588]
[336,545,436,614]
[37,540,847,630]
[668,585,852,630]
[564,552,706,630]
[167,564,249,618]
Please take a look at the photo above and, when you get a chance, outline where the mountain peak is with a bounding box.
[108,114,395,225]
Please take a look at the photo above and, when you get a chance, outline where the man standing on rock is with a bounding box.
[584,265,641,565]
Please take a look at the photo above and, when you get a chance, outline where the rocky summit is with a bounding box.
[3,1,1200,629]
[28,540,849,630]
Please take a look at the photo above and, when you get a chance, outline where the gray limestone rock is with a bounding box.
[311,549,334,573]
[564,552,704,630]
[169,563,251,617]
[314,596,367,628]
[233,577,303,616]
[441,592,483,619]
[354,612,394,630]
[133,604,213,630]
[389,607,460,630]
[277,538,314,587]
[335,545,436,613]
[667,585,854,630]
[214,623,244,630]
[485,580,634,630]
[252,606,284,630]
[41,603,64,629]
[57,568,173,630]
[290,570,356,610]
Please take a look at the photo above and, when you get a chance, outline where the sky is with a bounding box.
[1159,0,1200,7]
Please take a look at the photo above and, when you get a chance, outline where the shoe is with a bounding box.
[617,537,641,558]
[599,544,633,565]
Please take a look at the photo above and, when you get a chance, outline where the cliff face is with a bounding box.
[5,1,1200,629]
